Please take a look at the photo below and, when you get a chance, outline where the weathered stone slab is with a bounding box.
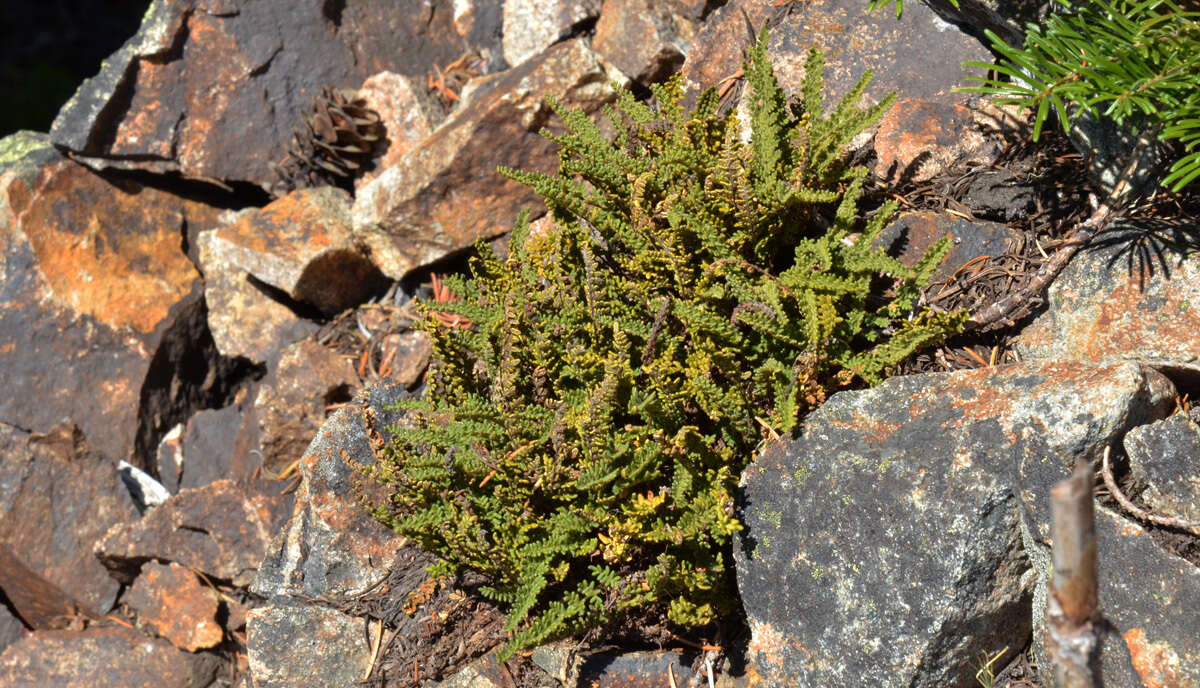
[251,339,361,476]
[251,381,407,600]
[352,38,625,280]
[0,133,222,464]
[878,210,1023,284]
[354,71,441,190]
[125,561,223,652]
[50,0,477,191]
[1124,412,1200,523]
[0,627,220,688]
[593,0,700,86]
[197,214,319,362]
[245,599,371,688]
[0,422,139,614]
[735,360,1174,687]
[1014,236,1200,369]
[97,479,288,587]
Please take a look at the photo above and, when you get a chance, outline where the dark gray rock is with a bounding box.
[97,479,290,587]
[1124,412,1200,523]
[735,360,1175,687]
[251,380,409,600]
[962,169,1036,222]
[0,605,25,657]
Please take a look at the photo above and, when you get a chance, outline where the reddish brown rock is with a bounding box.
[252,339,360,475]
[872,98,1004,183]
[594,0,700,86]
[197,216,320,362]
[679,0,775,99]
[352,38,625,280]
[200,187,387,315]
[877,210,1023,284]
[0,543,98,632]
[0,627,220,688]
[354,72,441,190]
[49,0,480,191]
[0,422,139,614]
[97,479,288,587]
[125,562,223,652]
[0,133,224,464]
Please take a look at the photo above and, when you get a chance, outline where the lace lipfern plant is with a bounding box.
[360,28,966,660]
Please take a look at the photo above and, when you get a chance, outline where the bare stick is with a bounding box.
[1046,457,1099,688]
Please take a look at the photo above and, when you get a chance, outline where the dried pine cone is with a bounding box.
[271,87,383,197]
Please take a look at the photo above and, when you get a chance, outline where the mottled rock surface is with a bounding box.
[352,37,625,279]
[201,187,387,315]
[0,627,221,688]
[50,0,481,191]
[97,479,288,587]
[1014,235,1200,368]
[501,0,601,68]
[593,0,699,85]
[124,562,223,652]
[0,133,226,465]
[0,422,139,614]
[1124,413,1200,523]
[245,599,371,688]
[251,381,408,600]
[736,360,1174,687]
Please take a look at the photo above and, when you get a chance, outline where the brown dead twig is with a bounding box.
[1047,458,1100,688]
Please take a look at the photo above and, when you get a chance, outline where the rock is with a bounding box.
[124,562,223,652]
[1123,413,1200,523]
[501,0,601,68]
[200,187,388,316]
[1014,236,1200,369]
[0,422,139,614]
[735,360,1175,687]
[0,542,99,631]
[0,627,221,688]
[379,329,433,389]
[1047,506,1200,687]
[157,393,251,494]
[872,98,1005,184]
[354,72,442,190]
[593,0,699,86]
[252,381,409,600]
[97,479,288,587]
[0,133,233,466]
[245,599,372,688]
[679,0,776,102]
[0,605,25,657]
[764,0,992,107]
[251,339,360,476]
[49,0,477,191]
[877,210,1024,284]
[961,168,1037,222]
[353,37,625,280]
[197,215,320,362]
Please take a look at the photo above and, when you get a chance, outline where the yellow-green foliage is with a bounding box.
[360,29,965,659]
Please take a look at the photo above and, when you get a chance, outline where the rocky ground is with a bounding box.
[1,0,1198,686]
